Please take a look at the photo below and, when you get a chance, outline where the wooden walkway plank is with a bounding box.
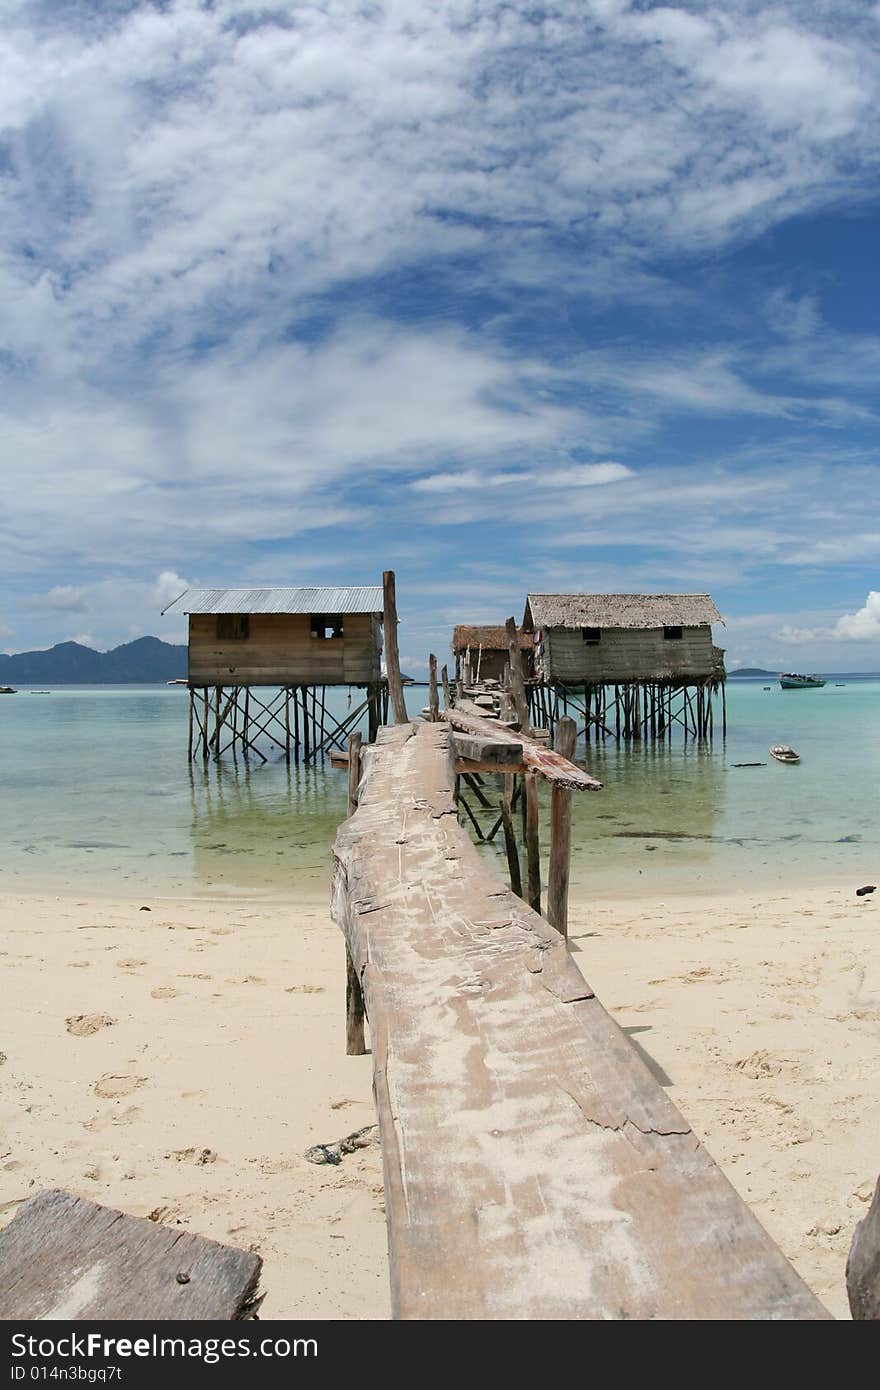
[0,1191,261,1321]
[442,706,602,791]
[332,722,830,1320]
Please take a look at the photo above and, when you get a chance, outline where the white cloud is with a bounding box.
[25,584,88,612]
[155,571,191,612]
[411,461,630,493]
[833,591,880,640]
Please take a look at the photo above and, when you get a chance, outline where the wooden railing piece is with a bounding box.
[451,733,524,768]
[331,722,830,1321]
[442,706,602,791]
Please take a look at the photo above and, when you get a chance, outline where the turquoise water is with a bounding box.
[0,681,877,899]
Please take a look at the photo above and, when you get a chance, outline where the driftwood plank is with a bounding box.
[847,1175,880,1319]
[0,1191,261,1321]
[332,722,830,1320]
[443,707,601,791]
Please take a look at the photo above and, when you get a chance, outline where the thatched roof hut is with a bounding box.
[523,593,724,684]
[452,624,533,683]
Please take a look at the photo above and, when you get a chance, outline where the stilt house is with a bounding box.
[161,585,386,764]
[163,586,384,686]
[522,593,724,684]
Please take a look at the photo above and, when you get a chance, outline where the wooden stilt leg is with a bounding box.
[547,717,576,937]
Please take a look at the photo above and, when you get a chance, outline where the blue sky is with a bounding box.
[2,0,880,673]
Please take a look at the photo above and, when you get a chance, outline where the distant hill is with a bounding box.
[728,667,777,677]
[0,636,187,684]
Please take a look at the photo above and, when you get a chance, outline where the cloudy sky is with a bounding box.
[2,0,880,673]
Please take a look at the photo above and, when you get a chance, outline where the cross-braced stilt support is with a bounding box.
[187,682,387,764]
[528,680,725,745]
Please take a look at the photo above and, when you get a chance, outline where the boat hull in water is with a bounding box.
[779,673,826,689]
[770,745,800,763]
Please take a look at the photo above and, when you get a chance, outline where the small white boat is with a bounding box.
[770,744,800,764]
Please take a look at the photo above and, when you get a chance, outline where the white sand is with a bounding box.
[0,890,390,1320]
[2,878,877,1320]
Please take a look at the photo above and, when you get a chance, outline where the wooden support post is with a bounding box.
[500,782,523,899]
[441,664,452,710]
[202,688,210,761]
[506,617,540,911]
[547,716,577,938]
[383,570,409,725]
[345,732,366,1056]
[347,732,363,818]
[428,654,439,722]
[722,680,727,738]
[284,687,291,762]
[524,774,541,914]
[187,689,194,761]
[368,682,380,742]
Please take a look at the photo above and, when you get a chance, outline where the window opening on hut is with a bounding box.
[581,627,601,644]
[310,614,345,640]
[664,625,683,641]
[216,615,249,641]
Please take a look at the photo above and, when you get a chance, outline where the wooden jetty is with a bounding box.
[162,583,388,764]
[523,592,727,742]
[332,718,829,1319]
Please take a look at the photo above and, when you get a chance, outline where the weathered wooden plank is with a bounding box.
[451,733,524,767]
[0,1190,261,1320]
[443,707,602,791]
[847,1174,880,1319]
[331,722,830,1320]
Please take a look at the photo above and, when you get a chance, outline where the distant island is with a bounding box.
[728,667,778,678]
[0,636,186,685]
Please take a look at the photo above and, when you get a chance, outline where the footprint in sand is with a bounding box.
[117,959,147,971]
[93,1073,145,1099]
[285,984,325,994]
[250,1156,300,1175]
[151,986,180,999]
[148,1204,186,1225]
[167,1147,218,1165]
[228,975,266,986]
[84,1105,141,1132]
[66,1014,115,1037]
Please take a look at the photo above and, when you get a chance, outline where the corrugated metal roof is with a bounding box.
[452,625,531,653]
[162,586,384,616]
[525,593,723,629]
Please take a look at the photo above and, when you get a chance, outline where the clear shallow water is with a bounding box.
[0,680,877,899]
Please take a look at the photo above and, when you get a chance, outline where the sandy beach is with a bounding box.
[2,879,877,1320]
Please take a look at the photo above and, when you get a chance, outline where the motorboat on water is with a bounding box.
[778,672,825,689]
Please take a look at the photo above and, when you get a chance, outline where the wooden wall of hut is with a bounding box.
[188,612,381,687]
[539,624,716,685]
